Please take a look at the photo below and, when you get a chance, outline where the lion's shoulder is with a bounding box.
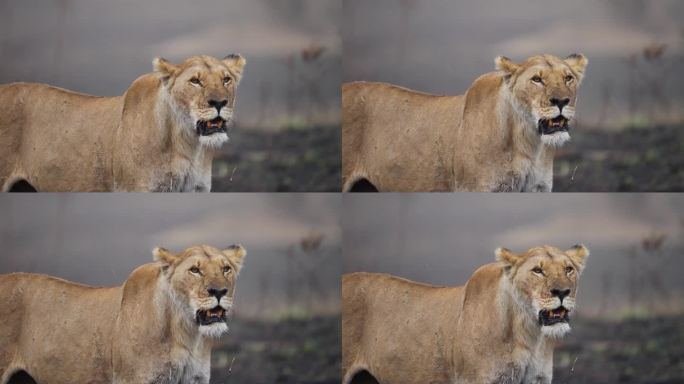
[120,263,162,294]
[463,72,505,106]
[461,262,505,299]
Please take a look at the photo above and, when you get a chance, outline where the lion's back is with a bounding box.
[342,81,463,191]
[0,272,121,383]
[343,272,464,382]
[0,82,123,191]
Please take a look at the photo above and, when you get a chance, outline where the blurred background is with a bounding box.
[0,194,341,384]
[344,0,684,192]
[344,194,684,383]
[0,0,341,192]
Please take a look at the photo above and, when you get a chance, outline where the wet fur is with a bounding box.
[0,55,246,192]
[342,54,587,192]
[342,245,588,384]
[0,245,246,384]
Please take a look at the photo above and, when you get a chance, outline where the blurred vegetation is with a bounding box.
[211,125,340,192]
[554,124,684,191]
[554,315,684,383]
[209,42,341,193]
[211,315,340,384]
[554,230,684,383]
[555,43,684,192]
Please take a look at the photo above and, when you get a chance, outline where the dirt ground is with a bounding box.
[211,125,341,192]
[211,315,340,384]
[554,124,684,191]
[553,314,684,383]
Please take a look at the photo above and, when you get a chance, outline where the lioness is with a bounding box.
[0,54,246,192]
[342,54,588,192]
[342,244,589,384]
[0,244,246,384]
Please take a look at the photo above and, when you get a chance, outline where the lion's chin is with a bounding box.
[541,322,571,339]
[196,306,229,338]
[199,132,229,148]
[537,116,571,147]
[540,131,570,147]
[198,322,229,338]
[538,306,571,338]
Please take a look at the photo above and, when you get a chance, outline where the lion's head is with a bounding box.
[496,244,589,338]
[152,55,247,148]
[153,244,246,338]
[495,54,588,148]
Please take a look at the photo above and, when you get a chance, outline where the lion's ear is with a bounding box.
[223,54,247,84]
[564,53,588,83]
[565,244,589,273]
[153,57,178,79]
[153,246,179,266]
[495,56,520,79]
[223,244,247,274]
[495,247,522,268]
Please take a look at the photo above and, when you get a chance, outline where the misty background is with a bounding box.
[344,0,683,126]
[0,194,341,318]
[0,0,341,191]
[344,194,684,317]
[0,0,340,127]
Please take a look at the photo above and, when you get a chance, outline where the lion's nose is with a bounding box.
[208,287,228,300]
[549,97,570,111]
[550,288,571,301]
[208,99,228,113]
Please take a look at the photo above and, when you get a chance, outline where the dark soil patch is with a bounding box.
[211,315,340,384]
[554,125,684,191]
[211,125,340,192]
[554,315,684,383]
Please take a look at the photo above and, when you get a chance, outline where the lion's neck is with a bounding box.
[155,281,212,351]
[497,278,545,345]
[498,88,546,160]
[157,94,209,158]
[495,88,555,191]
[155,93,214,191]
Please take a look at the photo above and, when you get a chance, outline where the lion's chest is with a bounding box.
[492,153,552,192]
[485,347,551,384]
[147,353,210,384]
[153,155,211,192]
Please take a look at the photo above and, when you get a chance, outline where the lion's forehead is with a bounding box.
[177,247,229,264]
[520,248,574,267]
[519,64,572,80]
[177,57,229,76]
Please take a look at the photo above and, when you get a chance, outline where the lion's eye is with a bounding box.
[532,267,544,275]
[189,266,201,274]
[565,266,574,274]
[223,266,232,274]
[531,76,543,84]
[565,75,573,83]
[189,77,201,85]
[223,77,232,85]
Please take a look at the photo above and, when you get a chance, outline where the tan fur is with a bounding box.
[0,244,246,384]
[0,54,246,192]
[342,54,588,192]
[342,245,589,384]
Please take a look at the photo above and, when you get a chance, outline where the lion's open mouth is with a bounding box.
[196,306,227,326]
[539,306,570,326]
[196,117,227,136]
[538,116,569,135]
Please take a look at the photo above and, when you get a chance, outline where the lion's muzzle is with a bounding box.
[538,306,570,326]
[196,117,228,136]
[196,306,227,325]
[537,116,569,135]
